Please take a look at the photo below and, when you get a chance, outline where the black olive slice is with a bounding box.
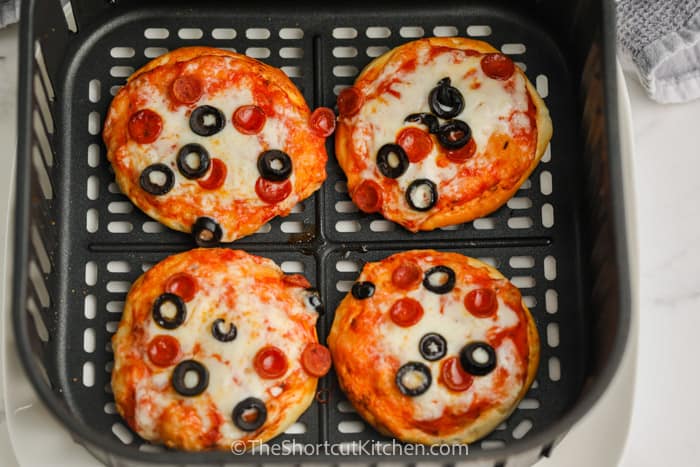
[419,333,447,361]
[351,281,375,300]
[211,319,237,342]
[177,143,210,179]
[172,360,209,396]
[152,293,187,329]
[395,362,432,396]
[376,144,409,179]
[405,113,439,133]
[459,342,497,376]
[305,288,325,314]
[232,397,267,431]
[189,105,225,136]
[406,179,438,211]
[257,150,292,182]
[423,265,456,294]
[429,77,465,119]
[140,163,175,195]
[437,120,472,149]
[192,217,223,247]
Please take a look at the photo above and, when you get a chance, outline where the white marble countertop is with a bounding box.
[0,19,699,467]
[617,73,700,466]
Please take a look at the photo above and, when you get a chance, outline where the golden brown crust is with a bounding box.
[111,249,320,451]
[103,47,326,242]
[335,38,553,231]
[328,250,539,445]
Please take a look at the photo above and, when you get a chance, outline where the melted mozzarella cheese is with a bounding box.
[352,44,530,218]
[374,262,525,422]
[124,58,300,209]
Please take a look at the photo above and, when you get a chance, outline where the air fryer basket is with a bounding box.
[13,0,630,466]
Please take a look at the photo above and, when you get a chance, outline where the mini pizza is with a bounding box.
[328,250,539,445]
[111,248,330,451]
[103,47,334,244]
[335,38,553,231]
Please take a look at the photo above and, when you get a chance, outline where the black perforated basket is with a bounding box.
[12,0,630,465]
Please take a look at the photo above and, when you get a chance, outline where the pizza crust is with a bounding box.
[328,250,539,445]
[111,249,322,451]
[335,37,553,231]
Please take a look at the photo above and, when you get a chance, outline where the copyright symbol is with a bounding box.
[230,440,247,454]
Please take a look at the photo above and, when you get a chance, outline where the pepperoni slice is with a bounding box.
[446,138,477,162]
[301,343,332,377]
[164,273,197,302]
[255,177,292,204]
[283,274,311,289]
[465,288,498,318]
[147,335,181,367]
[352,180,382,213]
[440,356,474,392]
[389,298,424,327]
[171,75,203,105]
[309,107,336,137]
[337,87,364,117]
[397,127,433,163]
[481,53,515,81]
[128,109,163,144]
[391,261,422,290]
[233,105,266,135]
[254,346,288,379]
[197,158,227,190]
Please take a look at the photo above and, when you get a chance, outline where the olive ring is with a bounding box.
[351,281,375,300]
[429,77,465,119]
[189,105,225,136]
[257,150,293,182]
[232,397,267,431]
[140,163,175,196]
[192,217,223,247]
[460,341,497,376]
[419,333,447,361]
[171,360,209,397]
[437,120,472,149]
[152,293,187,329]
[376,144,409,179]
[423,265,456,294]
[177,143,211,179]
[405,113,439,133]
[395,362,432,396]
[211,319,237,342]
[406,179,438,212]
[305,288,325,314]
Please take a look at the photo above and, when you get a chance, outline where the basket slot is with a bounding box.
[26,294,49,343]
[33,73,54,135]
[33,41,55,102]
[31,144,53,200]
[30,224,52,274]
[61,0,78,33]
[32,110,54,167]
[467,25,493,37]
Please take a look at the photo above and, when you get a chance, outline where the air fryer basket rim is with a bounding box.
[11,0,631,464]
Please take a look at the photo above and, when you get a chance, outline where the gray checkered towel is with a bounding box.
[0,0,18,28]
[617,0,700,103]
